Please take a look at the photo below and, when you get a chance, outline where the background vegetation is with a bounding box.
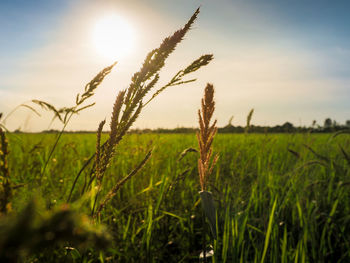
[0,132,349,262]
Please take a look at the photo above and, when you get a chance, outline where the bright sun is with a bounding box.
[93,15,135,60]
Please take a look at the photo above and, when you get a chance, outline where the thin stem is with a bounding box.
[67,151,96,202]
[39,112,74,182]
[91,184,102,217]
[1,101,31,124]
[202,208,207,262]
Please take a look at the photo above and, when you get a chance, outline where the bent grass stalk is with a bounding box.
[92,7,211,214]
[38,62,117,181]
[68,8,214,213]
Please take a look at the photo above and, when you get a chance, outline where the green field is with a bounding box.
[3,132,350,262]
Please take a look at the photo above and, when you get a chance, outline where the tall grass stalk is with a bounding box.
[197,84,219,192]
[261,198,277,263]
[245,108,254,134]
[197,83,219,261]
[68,8,213,213]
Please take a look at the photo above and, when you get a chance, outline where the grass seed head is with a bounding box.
[197,83,218,191]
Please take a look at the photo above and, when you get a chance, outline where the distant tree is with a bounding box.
[282,122,294,132]
[346,120,350,128]
[324,118,332,128]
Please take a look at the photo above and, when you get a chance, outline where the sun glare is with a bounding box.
[92,15,135,60]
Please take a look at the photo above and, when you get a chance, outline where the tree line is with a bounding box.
[11,118,349,134]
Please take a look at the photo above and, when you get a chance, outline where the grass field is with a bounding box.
[4,132,350,262]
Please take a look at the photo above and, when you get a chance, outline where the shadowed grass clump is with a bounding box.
[0,200,111,262]
[0,128,12,214]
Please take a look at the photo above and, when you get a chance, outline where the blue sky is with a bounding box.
[1,0,68,57]
[1,0,349,131]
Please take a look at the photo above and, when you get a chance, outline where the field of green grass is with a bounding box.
[4,132,350,262]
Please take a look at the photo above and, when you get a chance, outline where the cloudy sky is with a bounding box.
[1,0,349,131]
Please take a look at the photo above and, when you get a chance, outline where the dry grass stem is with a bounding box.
[95,120,106,181]
[96,150,152,217]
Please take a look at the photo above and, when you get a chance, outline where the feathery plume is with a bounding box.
[245,108,254,134]
[197,84,219,191]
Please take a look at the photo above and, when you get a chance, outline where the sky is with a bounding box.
[1,0,350,131]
